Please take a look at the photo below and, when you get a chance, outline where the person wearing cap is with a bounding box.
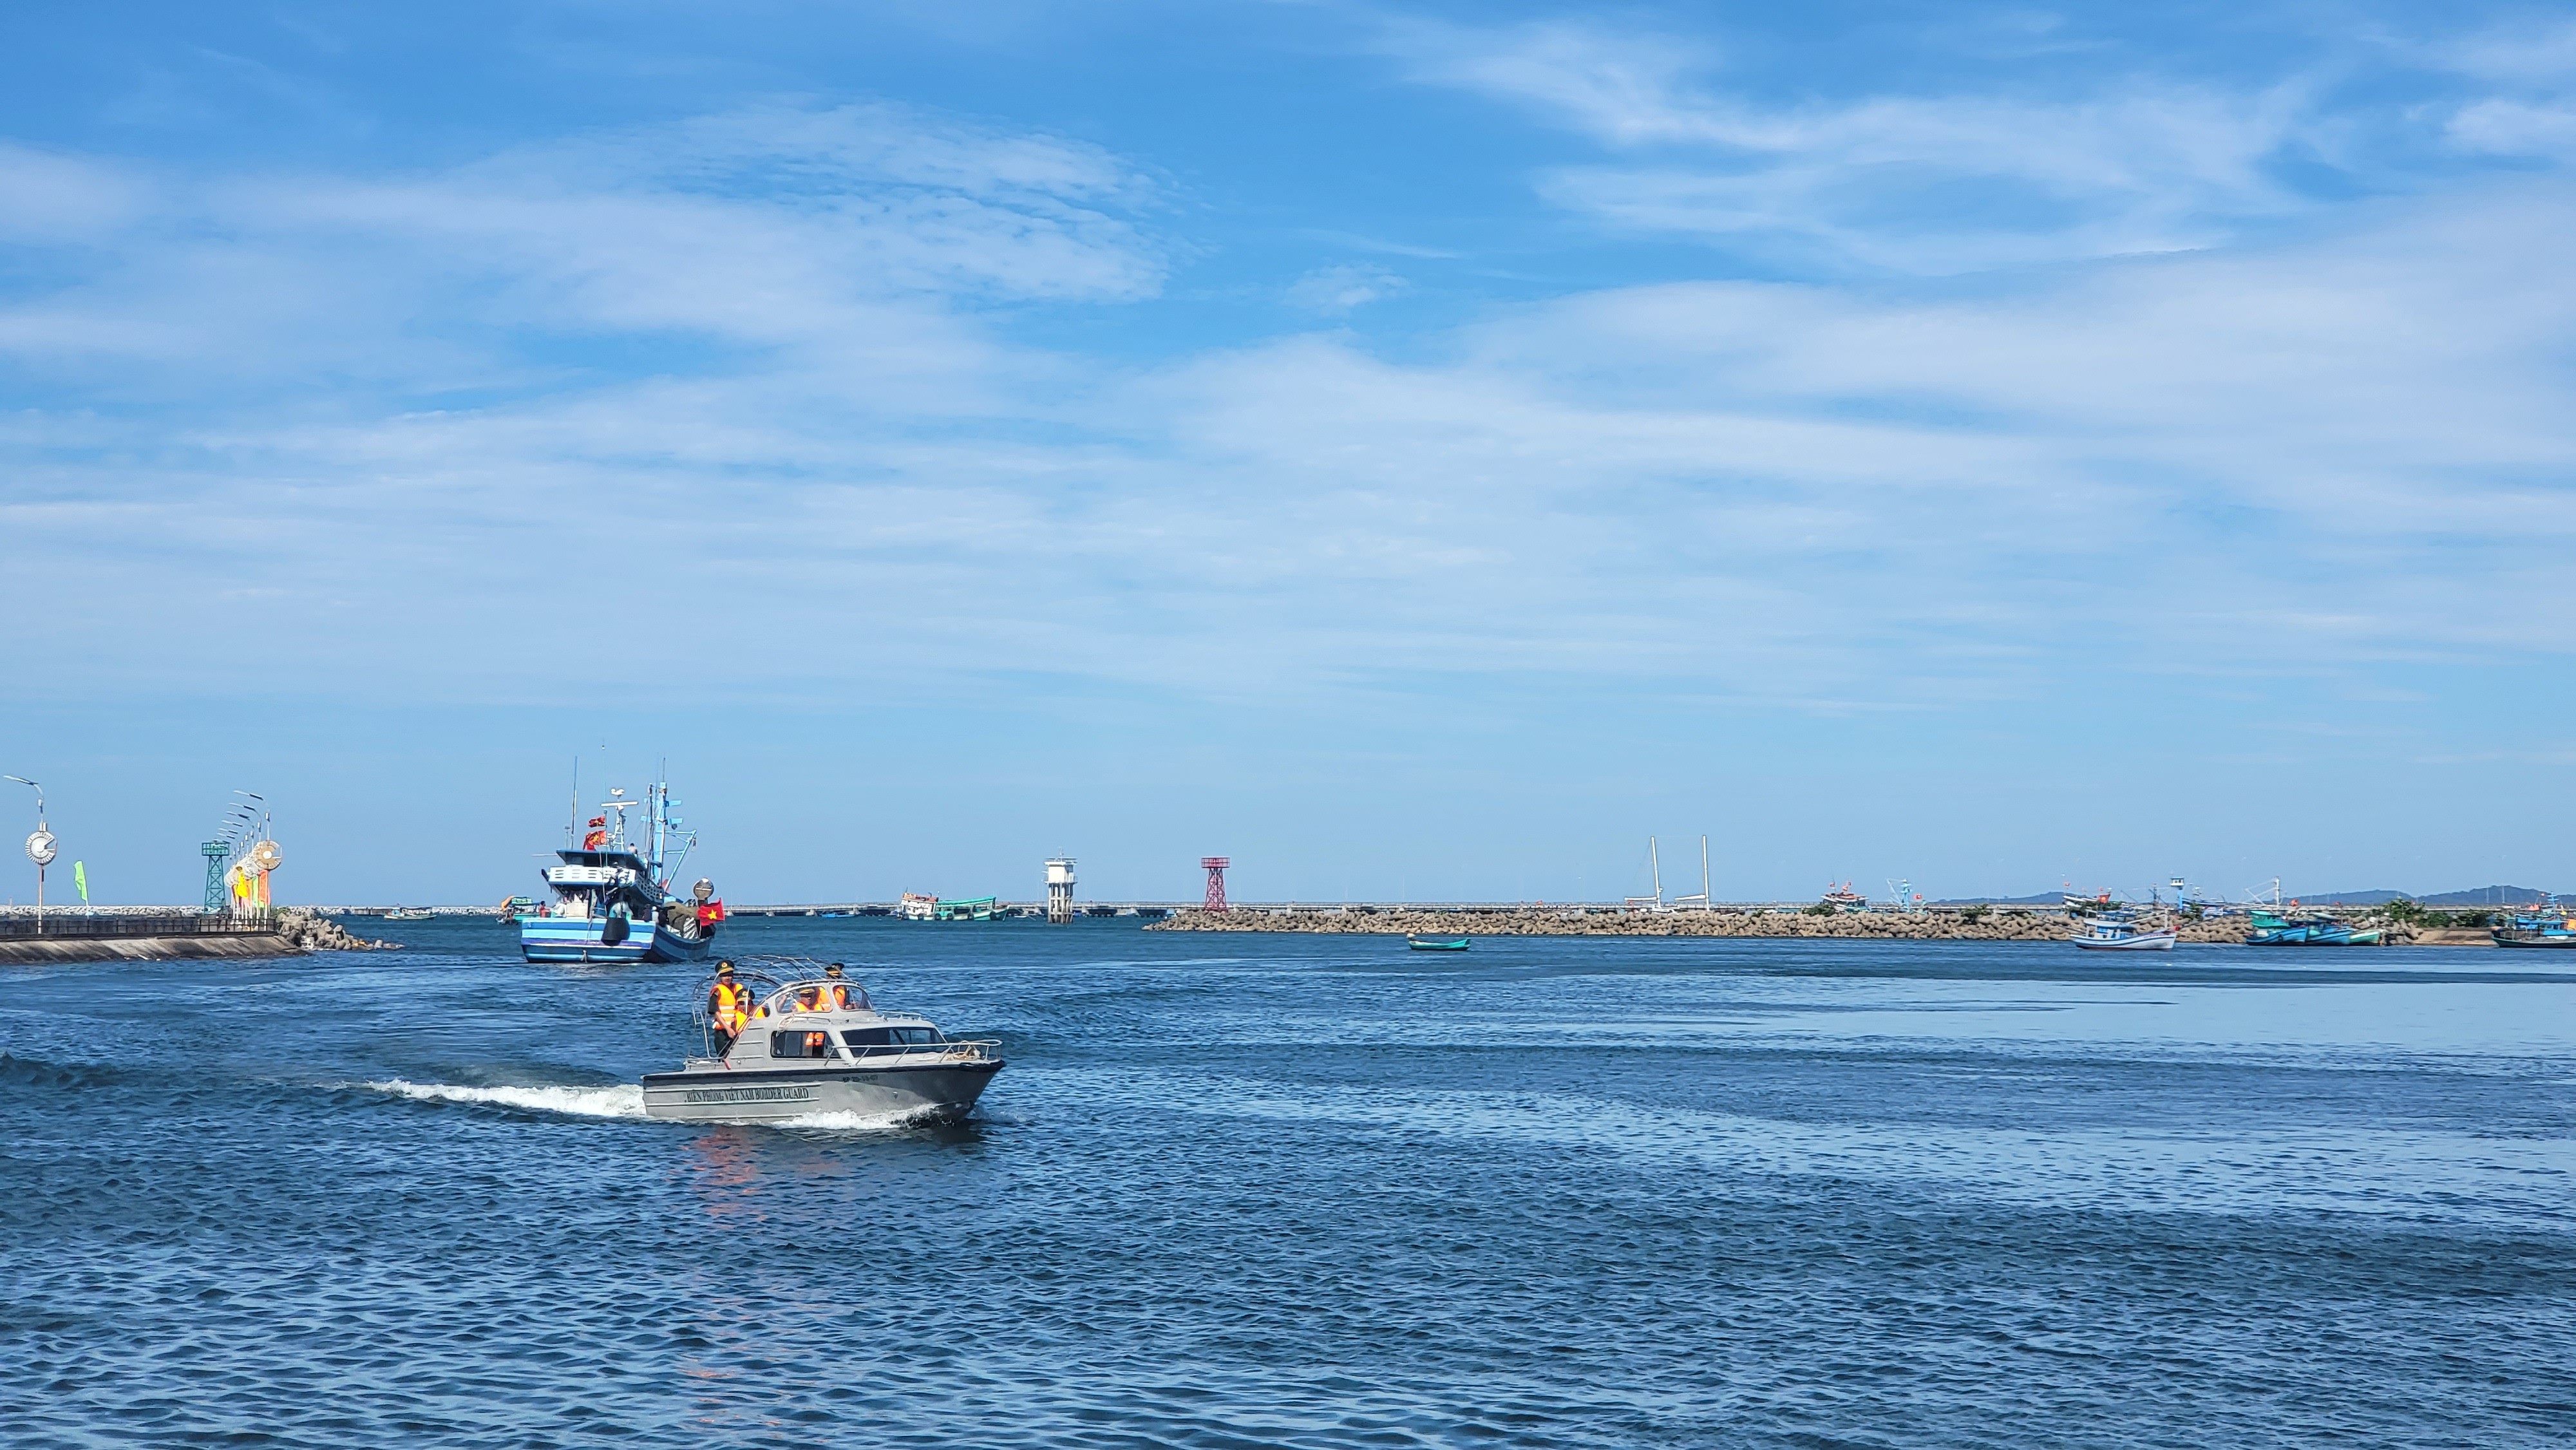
[815,963,855,1012]
[706,962,753,1050]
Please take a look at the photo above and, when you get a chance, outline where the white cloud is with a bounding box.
[1378,18,2318,272]
[0,142,151,243]
[1287,263,1408,313]
[5,107,2575,719]
[0,100,1162,390]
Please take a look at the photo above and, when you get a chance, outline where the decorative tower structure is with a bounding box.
[1201,856,1229,913]
[202,841,231,915]
[1045,858,1077,924]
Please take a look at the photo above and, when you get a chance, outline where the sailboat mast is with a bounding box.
[1650,836,1661,901]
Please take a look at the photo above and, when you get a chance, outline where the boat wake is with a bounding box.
[365,1079,647,1120]
[364,1079,958,1133]
[772,1106,953,1134]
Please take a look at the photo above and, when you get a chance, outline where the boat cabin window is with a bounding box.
[770,1030,837,1060]
[840,1026,943,1054]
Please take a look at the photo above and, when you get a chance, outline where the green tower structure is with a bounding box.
[202,841,230,916]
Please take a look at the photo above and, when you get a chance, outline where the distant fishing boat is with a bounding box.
[2494,900,2576,948]
[898,892,1003,922]
[1819,881,1868,911]
[2069,909,2177,951]
[2249,907,2379,946]
[383,906,435,921]
[1406,935,1470,952]
[516,778,717,965]
[2246,909,2314,945]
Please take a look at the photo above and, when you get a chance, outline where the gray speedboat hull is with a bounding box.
[641,1059,1003,1124]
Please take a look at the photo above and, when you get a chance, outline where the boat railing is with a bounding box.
[838,1038,1001,1064]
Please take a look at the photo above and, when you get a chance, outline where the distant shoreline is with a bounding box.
[1146,906,2488,945]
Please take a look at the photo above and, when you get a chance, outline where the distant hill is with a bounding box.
[2303,886,2559,907]
[2417,885,2559,907]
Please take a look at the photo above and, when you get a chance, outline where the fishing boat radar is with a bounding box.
[516,777,723,965]
[643,957,1004,1123]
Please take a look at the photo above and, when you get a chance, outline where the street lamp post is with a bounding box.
[6,777,51,931]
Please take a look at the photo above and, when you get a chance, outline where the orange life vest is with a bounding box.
[802,1030,829,1057]
[709,980,750,1031]
[815,983,848,1011]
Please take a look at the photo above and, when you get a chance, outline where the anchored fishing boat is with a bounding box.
[516,778,718,965]
[896,892,1005,922]
[2494,901,2576,948]
[1405,935,1471,952]
[1819,882,1868,911]
[643,959,1003,1123]
[2246,909,2316,945]
[2069,907,2178,951]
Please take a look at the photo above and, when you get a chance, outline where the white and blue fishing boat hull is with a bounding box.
[518,916,711,965]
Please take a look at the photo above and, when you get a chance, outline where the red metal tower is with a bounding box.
[1200,856,1229,912]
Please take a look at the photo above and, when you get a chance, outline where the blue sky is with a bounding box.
[3,1,2572,905]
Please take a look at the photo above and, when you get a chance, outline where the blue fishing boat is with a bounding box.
[516,778,717,965]
[2246,909,2313,945]
[1406,935,1472,952]
[2494,899,2576,948]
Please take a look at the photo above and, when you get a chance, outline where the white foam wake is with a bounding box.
[772,1107,946,1133]
[367,1078,647,1120]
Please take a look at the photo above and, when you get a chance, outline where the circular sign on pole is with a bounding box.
[25,830,56,867]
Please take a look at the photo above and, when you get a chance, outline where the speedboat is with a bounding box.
[642,959,1003,1124]
[2069,909,2177,951]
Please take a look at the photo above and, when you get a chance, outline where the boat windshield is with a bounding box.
[843,1026,943,1050]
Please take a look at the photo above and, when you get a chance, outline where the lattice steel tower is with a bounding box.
[202,840,231,915]
[1201,856,1229,912]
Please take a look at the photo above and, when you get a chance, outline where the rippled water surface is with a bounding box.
[5,921,2574,1447]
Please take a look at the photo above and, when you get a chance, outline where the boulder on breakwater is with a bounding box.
[1148,905,2467,945]
[1148,905,2253,943]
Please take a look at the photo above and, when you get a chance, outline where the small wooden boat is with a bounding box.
[1406,935,1471,952]
[2069,910,2177,951]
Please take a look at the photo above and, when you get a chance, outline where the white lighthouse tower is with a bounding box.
[1045,857,1077,924]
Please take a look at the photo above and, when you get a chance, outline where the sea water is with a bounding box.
[3,920,2571,1447]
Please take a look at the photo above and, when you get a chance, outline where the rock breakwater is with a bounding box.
[276,909,399,952]
[1148,907,2270,943]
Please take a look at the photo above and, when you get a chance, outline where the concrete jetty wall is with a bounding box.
[0,909,396,964]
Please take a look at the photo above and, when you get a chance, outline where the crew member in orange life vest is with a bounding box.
[706,963,753,1050]
[814,963,854,1011]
